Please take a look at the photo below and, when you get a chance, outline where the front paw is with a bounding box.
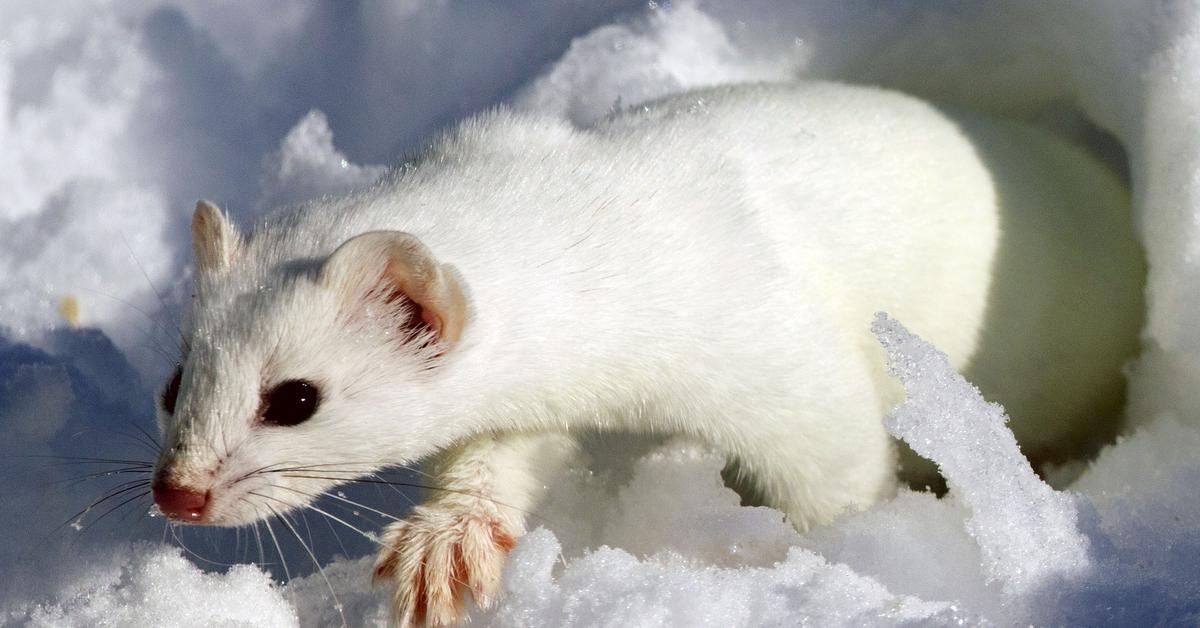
[373,503,519,627]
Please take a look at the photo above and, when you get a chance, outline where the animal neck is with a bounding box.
[432,234,653,437]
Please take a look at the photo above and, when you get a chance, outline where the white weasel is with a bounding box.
[151,82,1141,626]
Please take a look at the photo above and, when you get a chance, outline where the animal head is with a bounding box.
[151,200,468,525]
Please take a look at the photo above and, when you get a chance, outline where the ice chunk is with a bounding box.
[872,313,1091,594]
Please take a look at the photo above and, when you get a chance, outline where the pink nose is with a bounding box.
[152,482,209,522]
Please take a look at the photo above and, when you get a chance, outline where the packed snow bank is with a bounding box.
[4,0,1200,626]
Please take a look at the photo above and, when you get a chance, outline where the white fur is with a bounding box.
[154,81,1140,625]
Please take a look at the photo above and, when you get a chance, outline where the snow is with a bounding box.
[3,1,1200,626]
[512,2,804,126]
[258,110,388,211]
[20,544,296,628]
[873,313,1091,595]
[486,528,972,627]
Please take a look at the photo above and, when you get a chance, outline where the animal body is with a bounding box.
[150,81,1142,626]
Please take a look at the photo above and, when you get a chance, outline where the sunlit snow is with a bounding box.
[3,1,1199,626]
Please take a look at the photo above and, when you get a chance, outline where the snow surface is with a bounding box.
[3,1,1200,626]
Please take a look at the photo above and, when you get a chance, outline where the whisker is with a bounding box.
[311,473,556,539]
[265,502,348,627]
[114,491,154,529]
[233,523,243,563]
[20,455,154,466]
[138,341,177,368]
[260,462,381,474]
[280,473,532,517]
[119,232,189,354]
[53,469,151,490]
[32,480,150,555]
[278,473,423,490]
[360,470,553,527]
[320,506,350,559]
[73,489,152,540]
[79,285,178,362]
[255,489,394,553]
[166,523,244,568]
[299,510,317,563]
[234,460,313,484]
[236,497,275,569]
[80,285,154,321]
[258,460,438,481]
[54,480,153,536]
[273,485,398,534]
[218,420,233,466]
[126,422,162,456]
[307,486,403,523]
[356,471,423,509]
[122,436,161,459]
[259,509,293,587]
[268,487,475,594]
[250,513,269,569]
[132,421,161,446]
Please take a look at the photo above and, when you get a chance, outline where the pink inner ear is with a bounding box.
[328,234,465,350]
[381,284,428,339]
[377,272,447,346]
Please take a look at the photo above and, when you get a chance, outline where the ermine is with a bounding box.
[150,81,1143,626]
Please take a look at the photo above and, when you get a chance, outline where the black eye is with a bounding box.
[261,380,321,426]
[161,366,182,415]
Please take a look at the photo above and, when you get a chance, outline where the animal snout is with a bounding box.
[151,477,210,522]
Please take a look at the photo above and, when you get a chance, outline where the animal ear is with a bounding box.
[320,231,468,348]
[192,200,242,274]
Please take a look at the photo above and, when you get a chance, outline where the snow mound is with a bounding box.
[488,528,973,628]
[13,543,295,627]
[258,110,387,211]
